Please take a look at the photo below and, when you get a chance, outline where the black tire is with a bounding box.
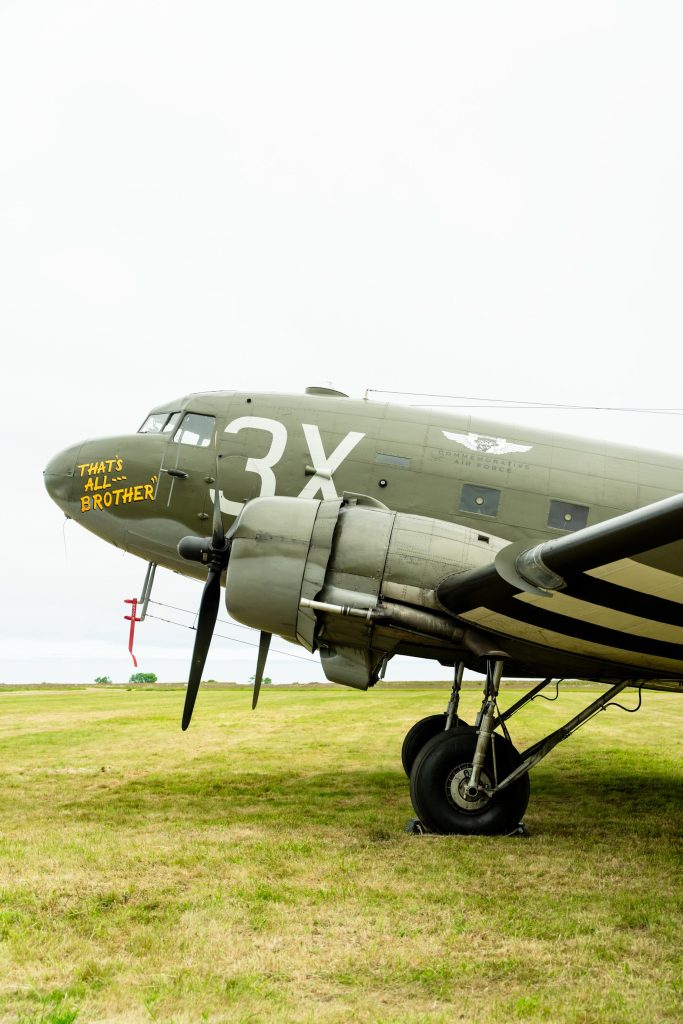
[409,726,530,836]
[401,713,470,778]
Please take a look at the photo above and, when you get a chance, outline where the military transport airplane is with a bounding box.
[44,386,683,835]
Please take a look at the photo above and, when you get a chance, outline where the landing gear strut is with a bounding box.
[400,663,471,777]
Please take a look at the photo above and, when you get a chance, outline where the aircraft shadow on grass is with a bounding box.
[63,763,683,838]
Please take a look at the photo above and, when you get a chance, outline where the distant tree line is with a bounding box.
[94,673,158,684]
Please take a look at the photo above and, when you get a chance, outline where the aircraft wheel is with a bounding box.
[401,713,470,778]
[409,726,530,836]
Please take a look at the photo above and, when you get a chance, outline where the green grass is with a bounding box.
[0,684,681,1023]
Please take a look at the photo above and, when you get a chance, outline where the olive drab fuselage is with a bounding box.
[43,387,683,585]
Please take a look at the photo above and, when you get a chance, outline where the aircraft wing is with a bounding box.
[437,492,683,687]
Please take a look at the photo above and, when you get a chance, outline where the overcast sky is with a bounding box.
[2,1,683,690]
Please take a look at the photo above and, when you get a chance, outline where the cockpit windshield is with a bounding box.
[138,411,182,435]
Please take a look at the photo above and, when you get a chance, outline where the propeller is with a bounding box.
[177,466,273,728]
[178,464,234,731]
[252,631,272,710]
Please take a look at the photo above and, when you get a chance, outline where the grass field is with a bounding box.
[0,683,681,1024]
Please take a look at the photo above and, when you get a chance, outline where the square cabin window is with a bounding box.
[459,483,501,517]
[548,499,589,532]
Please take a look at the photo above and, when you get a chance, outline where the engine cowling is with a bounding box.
[225,494,506,689]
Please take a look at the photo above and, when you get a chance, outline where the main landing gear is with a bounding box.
[403,659,639,836]
[410,725,530,835]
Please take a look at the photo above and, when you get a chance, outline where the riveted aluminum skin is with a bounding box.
[225,497,323,643]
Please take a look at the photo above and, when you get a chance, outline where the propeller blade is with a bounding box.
[252,631,272,710]
[211,458,225,549]
[225,514,241,544]
[182,567,222,730]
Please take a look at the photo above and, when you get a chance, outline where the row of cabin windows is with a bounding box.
[375,454,589,532]
[460,483,589,532]
[138,419,589,532]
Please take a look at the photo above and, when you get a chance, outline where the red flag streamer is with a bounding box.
[124,598,141,668]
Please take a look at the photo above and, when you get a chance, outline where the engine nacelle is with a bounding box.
[225,494,507,689]
[224,496,325,645]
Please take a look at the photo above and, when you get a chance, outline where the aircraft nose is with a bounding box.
[43,443,81,510]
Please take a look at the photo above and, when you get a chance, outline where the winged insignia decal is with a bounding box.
[442,431,532,455]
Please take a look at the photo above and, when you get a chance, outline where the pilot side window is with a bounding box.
[172,413,215,448]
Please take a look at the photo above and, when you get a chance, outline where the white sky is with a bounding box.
[2,1,683,689]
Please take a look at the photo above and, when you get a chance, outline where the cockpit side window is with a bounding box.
[172,413,215,448]
[138,411,182,434]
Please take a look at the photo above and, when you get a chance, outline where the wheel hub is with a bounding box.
[447,763,493,812]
